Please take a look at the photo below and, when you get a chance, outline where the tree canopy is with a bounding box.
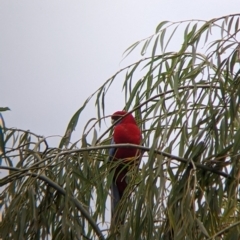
[1,13,240,239]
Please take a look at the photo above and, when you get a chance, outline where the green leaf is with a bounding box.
[155,20,169,33]
[0,107,10,112]
[160,28,166,52]
[59,97,91,148]
[123,41,140,59]
[141,37,152,56]
[164,25,179,52]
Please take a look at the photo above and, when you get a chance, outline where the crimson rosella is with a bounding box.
[109,111,142,220]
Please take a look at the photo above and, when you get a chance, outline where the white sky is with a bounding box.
[1,0,239,145]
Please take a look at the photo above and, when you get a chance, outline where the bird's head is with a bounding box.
[111,111,137,124]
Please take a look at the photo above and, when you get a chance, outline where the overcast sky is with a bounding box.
[1,1,239,146]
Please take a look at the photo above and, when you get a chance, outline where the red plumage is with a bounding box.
[112,111,142,159]
[110,111,141,202]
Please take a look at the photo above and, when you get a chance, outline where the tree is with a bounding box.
[1,13,240,239]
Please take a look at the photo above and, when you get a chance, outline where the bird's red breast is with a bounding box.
[111,111,141,159]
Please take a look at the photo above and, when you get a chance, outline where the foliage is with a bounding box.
[1,13,240,239]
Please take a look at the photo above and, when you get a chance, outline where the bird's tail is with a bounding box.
[111,181,121,222]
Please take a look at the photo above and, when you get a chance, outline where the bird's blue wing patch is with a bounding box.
[108,138,116,161]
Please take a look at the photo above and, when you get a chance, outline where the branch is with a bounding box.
[41,143,232,179]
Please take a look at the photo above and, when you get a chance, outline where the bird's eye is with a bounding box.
[111,116,120,124]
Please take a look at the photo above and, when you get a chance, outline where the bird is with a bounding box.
[109,110,142,223]
[0,113,5,165]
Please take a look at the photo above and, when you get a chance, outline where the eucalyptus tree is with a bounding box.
[1,13,240,239]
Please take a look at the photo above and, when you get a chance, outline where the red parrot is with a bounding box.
[109,111,142,220]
